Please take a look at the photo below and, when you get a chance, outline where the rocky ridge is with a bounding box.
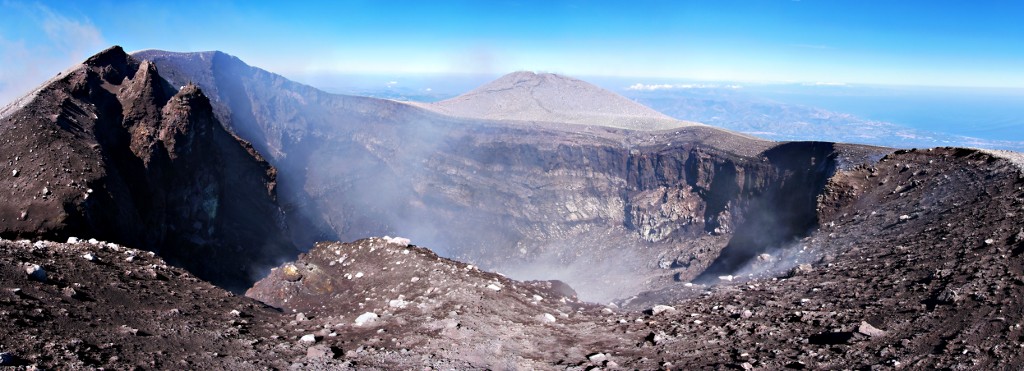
[0,46,295,291]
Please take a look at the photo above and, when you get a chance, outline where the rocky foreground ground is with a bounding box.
[2,146,1023,370]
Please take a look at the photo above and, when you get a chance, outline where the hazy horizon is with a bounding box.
[3,0,1024,106]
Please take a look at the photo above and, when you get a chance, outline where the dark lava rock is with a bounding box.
[0,46,297,292]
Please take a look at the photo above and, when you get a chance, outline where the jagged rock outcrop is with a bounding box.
[0,46,295,291]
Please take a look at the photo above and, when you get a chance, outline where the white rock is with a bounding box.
[354,312,379,326]
[24,264,46,282]
[410,277,419,282]
[857,321,886,337]
[388,296,409,309]
[541,313,557,323]
[651,305,676,315]
[588,353,608,363]
[354,272,364,278]
[486,284,502,291]
[383,236,411,246]
[299,334,317,343]
[719,275,734,281]
[87,238,99,245]
[67,237,80,244]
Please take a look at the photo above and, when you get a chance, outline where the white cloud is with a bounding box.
[0,2,106,105]
[627,83,741,91]
[802,81,847,86]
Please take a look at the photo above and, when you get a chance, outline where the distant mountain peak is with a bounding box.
[421,70,698,130]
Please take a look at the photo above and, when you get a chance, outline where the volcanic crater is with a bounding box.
[1,46,1023,369]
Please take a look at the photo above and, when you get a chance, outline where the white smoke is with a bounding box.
[0,2,106,105]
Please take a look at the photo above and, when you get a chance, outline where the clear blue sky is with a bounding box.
[1,0,1023,103]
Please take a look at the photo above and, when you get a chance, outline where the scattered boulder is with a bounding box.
[540,313,557,323]
[787,264,813,278]
[587,352,609,363]
[306,344,338,359]
[937,287,960,304]
[24,264,46,282]
[382,236,411,246]
[299,334,317,344]
[354,312,379,326]
[281,264,303,282]
[650,305,676,315]
[388,297,409,309]
[857,321,886,337]
[646,331,669,345]
[62,287,78,299]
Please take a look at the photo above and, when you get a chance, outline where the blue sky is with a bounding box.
[1,0,1023,103]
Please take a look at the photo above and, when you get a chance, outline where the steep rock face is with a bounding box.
[4,146,1024,371]
[0,46,295,291]
[136,49,886,301]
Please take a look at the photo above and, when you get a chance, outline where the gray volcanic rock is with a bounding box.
[2,146,1024,369]
[0,46,296,291]
[0,237,315,369]
[420,70,698,130]
[134,49,889,302]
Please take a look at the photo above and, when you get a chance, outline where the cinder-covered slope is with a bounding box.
[251,148,1024,370]
[247,237,620,369]
[2,149,1022,369]
[0,238,302,369]
[420,71,699,130]
[0,46,295,291]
